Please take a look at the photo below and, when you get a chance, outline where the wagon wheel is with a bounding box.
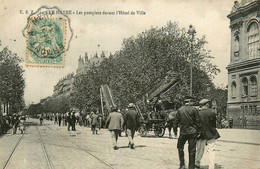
[139,124,147,137]
[154,127,165,137]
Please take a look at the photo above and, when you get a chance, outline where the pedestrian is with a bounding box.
[39,115,43,126]
[91,111,99,134]
[71,112,76,131]
[67,112,72,131]
[105,106,124,150]
[2,113,9,134]
[19,116,26,134]
[173,97,201,169]
[86,113,90,127]
[123,103,140,149]
[11,114,20,134]
[243,116,247,128]
[195,99,220,169]
[54,114,58,124]
[58,113,62,126]
[228,117,233,128]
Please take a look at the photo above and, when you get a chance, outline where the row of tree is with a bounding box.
[0,47,25,115]
[71,21,226,113]
[31,21,227,116]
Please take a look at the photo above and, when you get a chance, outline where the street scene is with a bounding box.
[0,0,260,169]
[0,119,259,169]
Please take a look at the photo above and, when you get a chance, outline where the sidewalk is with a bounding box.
[217,128,260,145]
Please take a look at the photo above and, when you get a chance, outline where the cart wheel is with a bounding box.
[139,125,147,137]
[154,127,165,137]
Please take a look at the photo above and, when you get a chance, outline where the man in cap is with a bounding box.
[124,103,139,149]
[173,96,201,169]
[195,99,220,169]
[106,106,124,150]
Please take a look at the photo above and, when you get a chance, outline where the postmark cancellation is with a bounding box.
[23,7,72,67]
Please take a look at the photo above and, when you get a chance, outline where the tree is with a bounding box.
[0,47,25,114]
[72,21,220,110]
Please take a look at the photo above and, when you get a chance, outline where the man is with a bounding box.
[71,112,76,131]
[11,114,20,134]
[58,113,62,126]
[67,112,72,131]
[91,111,99,134]
[124,103,139,149]
[228,117,233,128]
[39,115,43,126]
[173,97,201,169]
[195,99,220,169]
[106,106,124,150]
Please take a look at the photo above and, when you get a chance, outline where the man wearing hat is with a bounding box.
[124,103,139,149]
[106,106,124,150]
[195,99,220,169]
[173,96,201,169]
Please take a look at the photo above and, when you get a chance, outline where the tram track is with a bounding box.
[44,124,115,169]
[35,125,54,169]
[43,125,180,168]
[2,130,25,169]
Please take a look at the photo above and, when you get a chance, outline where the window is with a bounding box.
[242,77,248,96]
[249,106,252,116]
[231,81,237,98]
[250,75,258,97]
[247,22,260,59]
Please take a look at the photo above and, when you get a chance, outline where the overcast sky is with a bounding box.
[0,0,235,105]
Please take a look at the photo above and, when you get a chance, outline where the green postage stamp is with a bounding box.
[23,6,72,67]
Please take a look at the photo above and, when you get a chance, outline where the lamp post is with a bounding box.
[187,25,196,96]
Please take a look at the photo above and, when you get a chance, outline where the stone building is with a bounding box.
[226,0,260,128]
[53,73,75,97]
[76,52,106,75]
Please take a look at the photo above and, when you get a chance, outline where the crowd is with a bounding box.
[0,96,225,169]
[0,113,27,135]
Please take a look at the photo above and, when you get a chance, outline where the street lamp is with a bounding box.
[187,25,196,96]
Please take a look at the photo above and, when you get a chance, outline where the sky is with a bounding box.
[0,0,235,105]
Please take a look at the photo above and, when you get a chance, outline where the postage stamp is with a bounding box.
[23,6,72,67]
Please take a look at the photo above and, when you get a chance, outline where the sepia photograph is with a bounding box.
[0,0,259,168]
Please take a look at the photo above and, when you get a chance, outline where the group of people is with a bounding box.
[105,103,139,150]
[0,114,27,135]
[172,97,220,169]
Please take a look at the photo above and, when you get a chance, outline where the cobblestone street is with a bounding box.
[0,119,259,169]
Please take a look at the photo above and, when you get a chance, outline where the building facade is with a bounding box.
[226,0,260,128]
[76,52,106,75]
[53,73,75,97]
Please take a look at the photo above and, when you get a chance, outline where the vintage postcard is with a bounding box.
[0,0,259,169]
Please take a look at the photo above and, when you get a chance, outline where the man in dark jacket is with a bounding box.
[173,98,201,169]
[195,99,220,169]
[71,112,76,131]
[124,103,139,149]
